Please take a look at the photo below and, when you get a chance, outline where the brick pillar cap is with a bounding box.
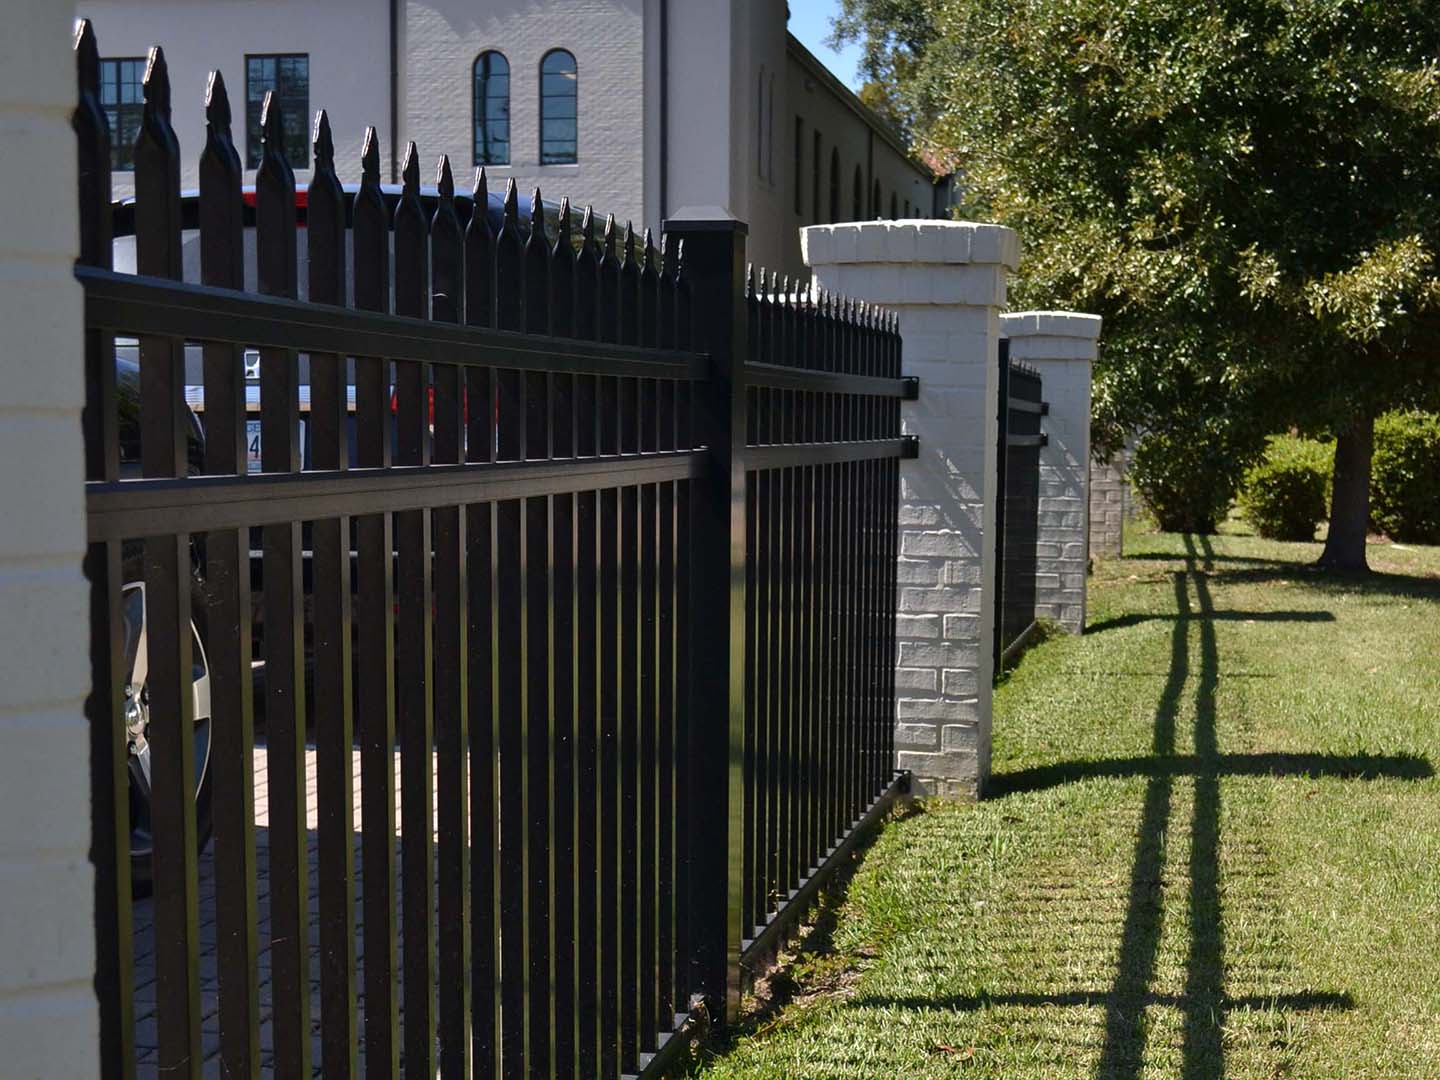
[802,220,1020,271]
[1000,311,1102,340]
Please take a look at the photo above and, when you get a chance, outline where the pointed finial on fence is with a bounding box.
[769,268,780,303]
[643,228,657,273]
[311,108,333,168]
[401,141,420,193]
[502,177,519,227]
[142,45,172,121]
[580,204,596,253]
[471,165,488,216]
[556,196,572,247]
[76,19,100,96]
[259,90,286,160]
[745,263,755,298]
[603,213,616,259]
[435,154,454,202]
[781,274,792,307]
[622,221,637,268]
[361,125,381,184]
[204,69,232,132]
[529,187,546,236]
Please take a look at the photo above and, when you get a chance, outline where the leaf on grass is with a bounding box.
[930,1044,975,1060]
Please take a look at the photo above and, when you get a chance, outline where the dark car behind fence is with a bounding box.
[76,23,915,1080]
[993,338,1047,672]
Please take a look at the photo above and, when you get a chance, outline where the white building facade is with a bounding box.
[80,0,950,276]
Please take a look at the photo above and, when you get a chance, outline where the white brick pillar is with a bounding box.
[1000,311,1102,633]
[0,3,99,1077]
[803,221,1020,798]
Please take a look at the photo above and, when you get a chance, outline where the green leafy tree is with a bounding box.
[835,0,1440,569]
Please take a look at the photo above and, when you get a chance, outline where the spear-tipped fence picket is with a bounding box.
[75,22,915,1080]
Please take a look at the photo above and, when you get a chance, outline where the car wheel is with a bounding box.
[118,564,214,897]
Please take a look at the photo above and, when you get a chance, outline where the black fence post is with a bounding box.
[663,210,749,1022]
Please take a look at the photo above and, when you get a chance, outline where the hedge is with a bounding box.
[1239,434,1332,541]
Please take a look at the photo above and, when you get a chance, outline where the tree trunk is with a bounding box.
[1317,413,1374,572]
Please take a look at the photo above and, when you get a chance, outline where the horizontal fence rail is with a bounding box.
[993,338,1047,672]
[75,21,912,1080]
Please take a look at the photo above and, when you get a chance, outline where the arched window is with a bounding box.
[903,198,911,218]
[829,147,840,224]
[852,165,863,221]
[472,51,510,166]
[540,49,577,164]
[767,73,776,182]
[757,67,766,177]
[872,179,881,218]
[889,191,897,220]
[812,131,822,222]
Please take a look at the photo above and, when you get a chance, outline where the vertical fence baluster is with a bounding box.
[430,154,471,1080]
[547,197,579,1080]
[75,23,136,1080]
[306,108,356,1080]
[573,206,602,1079]
[254,89,310,1079]
[521,189,556,1080]
[132,46,203,1080]
[491,179,529,1078]
[656,323,678,1032]
[639,251,661,1044]
[463,165,500,1080]
[353,127,399,1080]
[392,141,436,1080]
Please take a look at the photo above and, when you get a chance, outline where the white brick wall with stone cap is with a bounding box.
[805,219,1020,798]
[1000,310,1103,635]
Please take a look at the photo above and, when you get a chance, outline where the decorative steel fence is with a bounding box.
[992,338,1047,672]
[75,23,913,1080]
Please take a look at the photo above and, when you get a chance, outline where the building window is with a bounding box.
[767,73,776,183]
[904,198,911,218]
[245,54,309,168]
[890,191,898,219]
[757,68,766,178]
[99,57,145,172]
[872,179,881,218]
[793,118,804,214]
[473,51,510,165]
[812,131,822,222]
[540,49,578,165]
[829,148,840,224]
[852,165,863,221]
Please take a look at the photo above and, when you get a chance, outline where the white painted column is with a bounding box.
[0,4,99,1076]
[1000,311,1102,633]
[803,221,1020,798]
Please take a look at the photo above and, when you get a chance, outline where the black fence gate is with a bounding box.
[992,338,1047,672]
[76,24,913,1080]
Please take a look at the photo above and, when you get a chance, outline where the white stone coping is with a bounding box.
[802,220,1021,271]
[1000,311,1103,340]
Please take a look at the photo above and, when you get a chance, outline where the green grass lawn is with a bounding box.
[690,526,1440,1079]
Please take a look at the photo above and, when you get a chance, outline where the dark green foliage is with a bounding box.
[1131,419,1252,534]
[1371,411,1440,544]
[1239,435,1332,541]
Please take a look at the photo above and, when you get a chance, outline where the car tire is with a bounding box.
[119,549,215,897]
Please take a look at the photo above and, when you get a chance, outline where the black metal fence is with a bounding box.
[992,338,1047,671]
[76,24,912,1080]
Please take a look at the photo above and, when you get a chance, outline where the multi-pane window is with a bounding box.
[793,118,804,214]
[852,166,863,221]
[99,57,145,172]
[245,54,309,169]
[829,148,841,224]
[473,51,510,165]
[812,132,822,222]
[539,49,578,164]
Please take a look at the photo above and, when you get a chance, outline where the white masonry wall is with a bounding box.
[0,4,101,1077]
[1000,312,1101,633]
[1090,451,1128,558]
[804,220,1020,798]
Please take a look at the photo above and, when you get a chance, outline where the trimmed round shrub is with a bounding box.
[1131,423,1248,534]
[1238,435,1332,541]
[1371,410,1440,543]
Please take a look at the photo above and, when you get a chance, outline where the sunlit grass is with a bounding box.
[690,524,1440,1079]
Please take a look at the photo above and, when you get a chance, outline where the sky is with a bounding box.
[787,0,866,92]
